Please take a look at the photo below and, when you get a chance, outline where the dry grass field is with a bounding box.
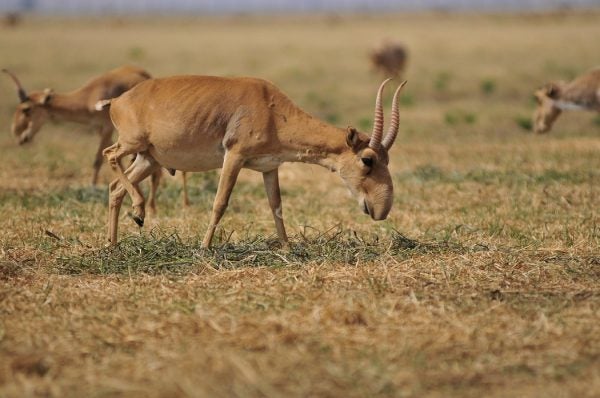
[1,10,599,397]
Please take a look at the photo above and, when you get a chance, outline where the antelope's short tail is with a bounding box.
[95,99,112,111]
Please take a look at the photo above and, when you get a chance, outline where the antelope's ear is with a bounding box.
[545,83,561,99]
[346,126,360,149]
[40,88,54,105]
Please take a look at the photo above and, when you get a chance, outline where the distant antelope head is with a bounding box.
[338,79,406,220]
[532,82,563,134]
[3,69,54,145]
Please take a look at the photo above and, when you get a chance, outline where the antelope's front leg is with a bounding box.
[263,168,288,247]
[202,153,244,248]
[92,126,113,186]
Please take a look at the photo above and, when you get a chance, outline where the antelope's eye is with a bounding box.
[361,157,374,167]
[22,107,31,115]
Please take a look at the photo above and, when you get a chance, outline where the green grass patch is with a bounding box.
[480,79,496,96]
[515,115,533,131]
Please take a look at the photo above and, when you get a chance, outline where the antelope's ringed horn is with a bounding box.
[381,80,407,150]
[2,69,28,103]
[369,78,392,149]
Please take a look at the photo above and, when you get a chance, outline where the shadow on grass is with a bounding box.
[55,228,468,275]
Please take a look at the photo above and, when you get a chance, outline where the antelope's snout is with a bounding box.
[361,186,393,221]
[13,121,35,145]
[18,133,32,145]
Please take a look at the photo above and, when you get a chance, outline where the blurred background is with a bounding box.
[1,0,599,13]
[0,0,599,232]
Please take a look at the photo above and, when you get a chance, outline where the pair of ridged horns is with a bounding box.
[369,78,407,150]
[3,69,28,103]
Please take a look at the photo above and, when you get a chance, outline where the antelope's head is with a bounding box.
[3,69,53,145]
[533,82,563,134]
[338,79,406,221]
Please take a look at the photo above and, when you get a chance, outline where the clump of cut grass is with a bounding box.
[55,229,470,275]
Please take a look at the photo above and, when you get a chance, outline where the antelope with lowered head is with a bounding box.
[533,68,600,134]
[101,76,406,247]
[370,41,408,78]
[4,65,152,185]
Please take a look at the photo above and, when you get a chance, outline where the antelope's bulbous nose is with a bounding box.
[362,197,391,221]
[370,205,390,221]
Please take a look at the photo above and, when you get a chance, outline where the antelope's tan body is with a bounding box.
[533,68,600,134]
[103,76,406,247]
[370,41,408,78]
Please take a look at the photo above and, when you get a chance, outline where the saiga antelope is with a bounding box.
[533,68,600,134]
[101,76,406,248]
[370,41,408,78]
[2,65,188,210]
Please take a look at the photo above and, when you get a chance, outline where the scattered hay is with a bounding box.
[55,229,471,275]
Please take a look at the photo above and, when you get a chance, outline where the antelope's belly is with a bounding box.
[244,155,283,172]
[148,142,225,172]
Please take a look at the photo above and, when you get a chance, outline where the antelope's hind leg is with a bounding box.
[147,168,162,215]
[181,172,190,207]
[104,142,149,224]
[105,148,160,244]
[107,153,161,244]
[92,125,114,186]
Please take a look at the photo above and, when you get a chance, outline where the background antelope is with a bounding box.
[2,65,190,211]
[533,68,600,134]
[4,65,150,185]
[370,40,408,78]
[101,76,406,247]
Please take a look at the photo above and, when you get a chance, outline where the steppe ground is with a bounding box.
[0,10,599,398]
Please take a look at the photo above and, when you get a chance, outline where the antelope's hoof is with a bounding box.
[133,215,144,227]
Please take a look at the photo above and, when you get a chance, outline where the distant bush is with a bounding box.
[515,115,533,131]
[444,110,477,126]
[434,71,452,92]
[358,117,372,131]
[325,113,340,124]
[400,92,415,107]
[128,46,146,61]
[480,79,496,96]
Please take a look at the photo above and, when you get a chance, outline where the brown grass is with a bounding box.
[1,10,599,398]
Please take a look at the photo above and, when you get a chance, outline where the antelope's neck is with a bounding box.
[276,108,347,171]
[45,91,94,123]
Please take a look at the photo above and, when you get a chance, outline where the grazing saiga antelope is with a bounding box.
[533,68,600,134]
[2,65,188,211]
[370,41,408,78]
[100,76,406,247]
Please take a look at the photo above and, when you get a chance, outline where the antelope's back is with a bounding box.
[114,76,280,134]
[84,66,152,110]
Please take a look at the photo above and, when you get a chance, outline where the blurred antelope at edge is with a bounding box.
[98,76,407,248]
[370,41,408,78]
[3,65,189,210]
[533,68,600,134]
